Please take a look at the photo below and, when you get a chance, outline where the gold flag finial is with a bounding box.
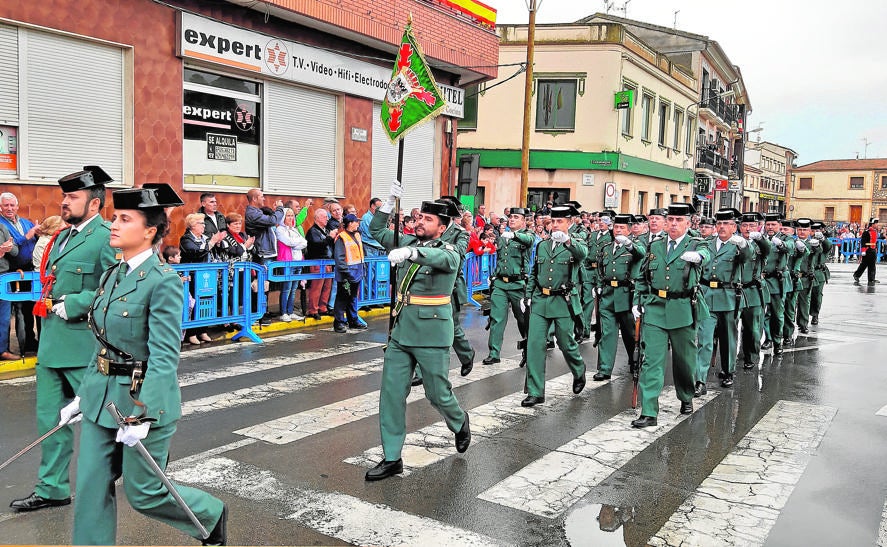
[407,12,413,26]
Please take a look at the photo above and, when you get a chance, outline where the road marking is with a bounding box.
[649,400,836,546]
[344,375,616,474]
[181,332,313,358]
[167,439,258,473]
[879,498,887,547]
[477,390,719,519]
[182,358,385,417]
[169,457,504,547]
[0,375,35,385]
[234,358,522,444]
[178,341,383,387]
[875,404,887,417]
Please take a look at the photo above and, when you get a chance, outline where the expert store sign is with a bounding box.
[178,13,464,118]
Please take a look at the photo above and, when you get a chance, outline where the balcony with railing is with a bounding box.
[696,148,730,176]
[699,89,739,127]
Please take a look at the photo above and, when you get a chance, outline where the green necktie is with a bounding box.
[667,239,676,259]
[115,264,128,286]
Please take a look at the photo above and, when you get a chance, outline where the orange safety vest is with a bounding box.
[337,230,364,265]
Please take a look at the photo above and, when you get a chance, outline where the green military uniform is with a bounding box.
[794,231,817,332]
[737,221,771,367]
[634,217,711,421]
[783,232,809,342]
[808,225,832,324]
[74,254,224,545]
[486,223,535,361]
[695,228,753,387]
[595,221,645,377]
[441,221,474,368]
[26,170,117,507]
[583,227,612,340]
[762,230,794,354]
[523,211,588,402]
[369,207,467,462]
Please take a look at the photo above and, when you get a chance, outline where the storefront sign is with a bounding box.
[179,13,465,118]
[715,179,729,191]
[207,133,237,161]
[759,192,785,201]
[351,127,368,142]
[614,89,635,109]
[0,126,17,175]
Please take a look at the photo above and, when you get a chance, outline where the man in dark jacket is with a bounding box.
[244,189,283,325]
[333,214,367,332]
[305,208,338,319]
[198,192,227,239]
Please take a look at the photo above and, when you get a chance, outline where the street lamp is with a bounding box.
[519,0,544,208]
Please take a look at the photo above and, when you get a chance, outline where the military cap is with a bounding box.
[870,217,880,225]
[741,211,764,223]
[714,208,741,221]
[648,208,668,218]
[550,205,580,218]
[764,213,781,222]
[795,218,812,228]
[635,214,648,223]
[58,165,113,193]
[508,207,530,216]
[432,199,460,218]
[613,214,634,225]
[667,203,696,216]
[699,217,716,226]
[439,195,464,213]
[810,221,825,230]
[112,183,183,210]
[565,200,582,209]
[780,219,796,227]
[142,183,185,207]
[599,209,617,218]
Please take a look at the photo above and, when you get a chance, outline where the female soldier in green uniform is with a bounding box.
[65,185,226,545]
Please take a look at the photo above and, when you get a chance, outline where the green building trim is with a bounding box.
[457,148,694,184]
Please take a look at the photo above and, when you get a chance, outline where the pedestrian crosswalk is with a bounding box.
[0,326,878,545]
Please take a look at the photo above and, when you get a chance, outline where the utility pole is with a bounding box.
[519,0,541,207]
[862,137,871,159]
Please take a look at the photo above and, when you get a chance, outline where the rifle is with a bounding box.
[631,313,643,409]
[592,289,602,347]
[516,297,530,368]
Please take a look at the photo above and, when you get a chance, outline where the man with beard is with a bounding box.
[10,166,117,512]
[366,183,469,481]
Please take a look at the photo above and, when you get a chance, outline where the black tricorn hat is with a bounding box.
[700,217,716,226]
[550,205,579,218]
[795,218,812,228]
[648,208,668,217]
[422,200,455,218]
[635,214,648,223]
[714,208,741,221]
[433,199,461,219]
[508,207,530,216]
[811,221,825,230]
[667,203,696,216]
[565,200,582,209]
[438,195,464,214]
[741,211,764,223]
[113,184,183,210]
[613,214,634,225]
[58,165,114,193]
[599,209,617,218]
[780,219,796,227]
[142,183,185,207]
[764,213,781,222]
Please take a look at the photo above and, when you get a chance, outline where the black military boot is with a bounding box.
[811,315,819,325]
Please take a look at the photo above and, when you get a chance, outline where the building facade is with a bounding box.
[458,20,700,214]
[742,163,763,213]
[789,159,887,224]
[743,140,796,215]
[0,0,498,237]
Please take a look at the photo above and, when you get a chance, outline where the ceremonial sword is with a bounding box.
[0,413,81,472]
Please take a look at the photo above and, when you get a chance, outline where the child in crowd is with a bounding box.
[162,245,195,344]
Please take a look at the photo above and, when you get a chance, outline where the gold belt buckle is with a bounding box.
[591,262,598,268]
[658,289,667,298]
[610,280,619,287]
[542,287,552,296]
[97,356,110,375]
[709,281,719,288]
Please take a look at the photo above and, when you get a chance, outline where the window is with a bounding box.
[641,93,653,141]
[880,209,887,224]
[0,23,126,182]
[881,175,887,189]
[620,84,636,136]
[637,191,647,212]
[459,85,478,131]
[535,80,576,131]
[799,177,813,190]
[672,108,683,151]
[685,115,695,153]
[850,176,865,189]
[657,100,669,146]
[183,68,261,188]
[824,207,835,222]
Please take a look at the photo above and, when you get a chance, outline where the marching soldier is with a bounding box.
[809,221,832,325]
[367,187,470,480]
[782,220,809,344]
[737,212,771,368]
[643,208,668,246]
[71,185,227,545]
[583,211,614,343]
[794,218,818,334]
[853,218,879,284]
[632,203,710,427]
[10,167,117,512]
[484,207,535,366]
[698,217,716,240]
[521,205,588,407]
[761,214,793,356]
[695,208,752,393]
[593,214,645,381]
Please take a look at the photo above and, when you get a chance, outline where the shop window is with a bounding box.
[535,80,576,131]
[459,85,478,131]
[824,207,835,222]
[641,93,654,142]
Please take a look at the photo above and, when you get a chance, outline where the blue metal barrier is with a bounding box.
[832,238,887,263]
[266,257,391,307]
[463,252,496,308]
[0,270,41,302]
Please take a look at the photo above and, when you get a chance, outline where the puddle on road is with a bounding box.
[564,503,636,546]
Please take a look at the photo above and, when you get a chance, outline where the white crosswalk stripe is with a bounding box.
[477,390,720,518]
[649,400,836,546]
[233,358,522,444]
[344,374,616,474]
[879,498,887,546]
[181,332,313,358]
[168,457,505,547]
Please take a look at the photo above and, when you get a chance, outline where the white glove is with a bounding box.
[551,231,569,244]
[631,305,642,321]
[594,287,602,296]
[501,231,515,240]
[58,396,82,426]
[810,239,820,247]
[729,235,748,249]
[814,231,825,240]
[795,240,806,251]
[749,231,762,240]
[379,180,404,214]
[387,247,417,264]
[51,301,68,320]
[389,179,404,199]
[680,251,702,264]
[771,236,785,248]
[520,298,531,313]
[116,422,150,447]
[615,235,633,248]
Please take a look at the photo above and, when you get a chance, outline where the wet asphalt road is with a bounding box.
[1,263,886,546]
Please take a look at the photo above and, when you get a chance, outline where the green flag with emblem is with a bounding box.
[380,20,446,143]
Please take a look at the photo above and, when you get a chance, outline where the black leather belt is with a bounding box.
[604,278,632,288]
[650,289,693,299]
[741,280,761,289]
[700,279,739,289]
[496,274,526,283]
[538,286,570,296]
[762,271,784,280]
[97,356,147,377]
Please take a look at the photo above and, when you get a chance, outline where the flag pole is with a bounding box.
[388,138,405,333]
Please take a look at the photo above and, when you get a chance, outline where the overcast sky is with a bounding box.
[489,0,887,165]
